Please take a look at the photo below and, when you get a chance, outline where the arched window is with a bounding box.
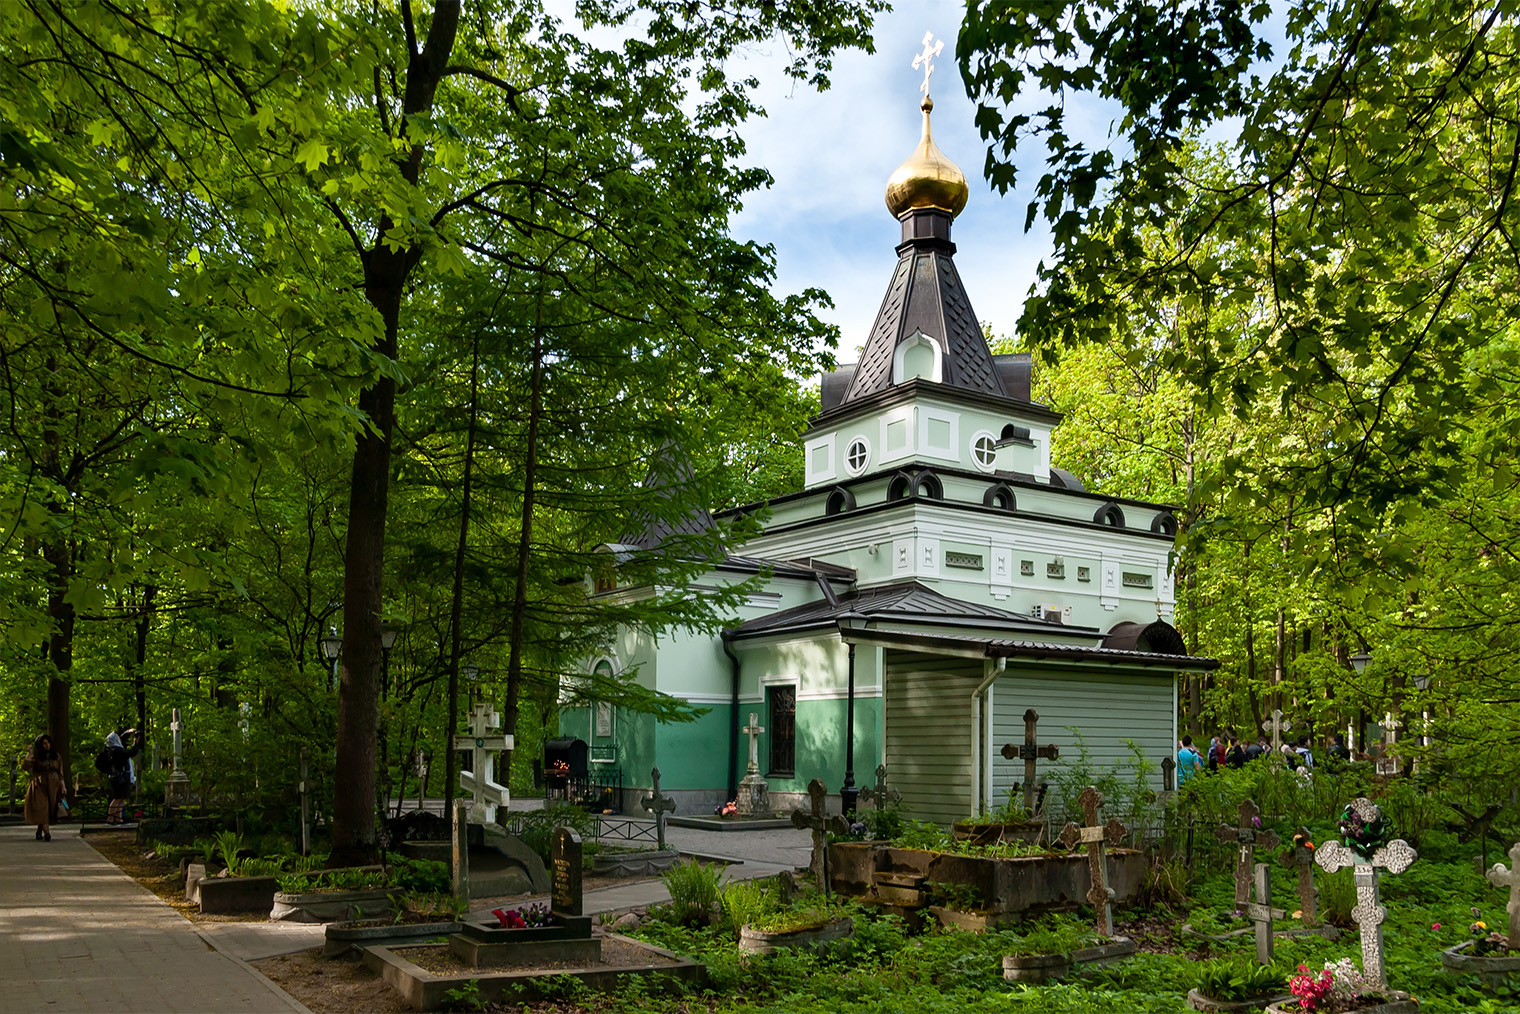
[912,471,943,500]
[825,487,856,516]
[983,483,1016,511]
[1150,511,1178,536]
[891,331,944,384]
[887,472,914,502]
[1093,502,1126,528]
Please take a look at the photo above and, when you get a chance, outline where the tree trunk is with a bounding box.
[329,0,460,866]
[444,322,483,812]
[502,312,545,766]
[131,584,156,795]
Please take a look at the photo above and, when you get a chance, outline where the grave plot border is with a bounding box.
[1185,988,1293,1013]
[323,921,461,958]
[362,936,705,1011]
[737,917,853,955]
[1438,940,1520,989]
[1001,936,1136,983]
[1263,995,1417,1014]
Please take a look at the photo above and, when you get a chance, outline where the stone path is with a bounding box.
[0,823,311,1014]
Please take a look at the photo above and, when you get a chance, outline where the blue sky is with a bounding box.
[724,2,1070,362]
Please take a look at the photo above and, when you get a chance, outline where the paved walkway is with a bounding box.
[0,823,311,1014]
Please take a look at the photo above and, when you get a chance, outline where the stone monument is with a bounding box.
[454,702,512,823]
[640,767,677,850]
[164,707,192,807]
[1314,797,1418,989]
[735,712,770,815]
[790,778,847,894]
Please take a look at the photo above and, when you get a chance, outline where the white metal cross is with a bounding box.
[453,702,512,823]
[1262,708,1293,751]
[1315,804,1417,989]
[741,713,766,776]
[912,31,944,96]
[1487,841,1520,949]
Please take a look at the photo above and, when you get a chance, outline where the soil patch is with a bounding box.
[255,947,412,1014]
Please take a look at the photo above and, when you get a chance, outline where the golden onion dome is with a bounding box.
[884,95,968,219]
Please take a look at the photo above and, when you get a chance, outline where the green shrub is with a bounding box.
[719,878,773,938]
[660,859,722,927]
[233,856,284,878]
[213,830,244,872]
[862,802,907,841]
[511,804,598,866]
[387,855,449,893]
[1194,958,1288,1000]
[1003,916,1101,956]
[748,906,840,933]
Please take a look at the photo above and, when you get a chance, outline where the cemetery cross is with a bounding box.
[1248,863,1287,965]
[1486,840,1520,949]
[1261,709,1293,751]
[1314,798,1418,989]
[790,778,849,895]
[1000,708,1060,814]
[1281,827,1319,926]
[641,766,677,851]
[453,702,512,823]
[859,763,901,810]
[1215,798,1281,907]
[1058,785,1128,937]
[741,713,765,776]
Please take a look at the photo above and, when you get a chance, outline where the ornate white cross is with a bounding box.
[912,31,944,96]
[1486,841,1520,949]
[1315,800,1418,989]
[1262,708,1293,751]
[741,712,765,776]
[169,707,184,775]
[453,702,512,823]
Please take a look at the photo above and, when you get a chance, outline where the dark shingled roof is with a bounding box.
[840,246,1009,406]
[729,580,1089,640]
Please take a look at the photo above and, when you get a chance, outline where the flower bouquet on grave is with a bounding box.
[1468,911,1512,956]
[1337,801,1392,863]
[491,903,554,929]
[1283,960,1393,1012]
[714,800,738,818]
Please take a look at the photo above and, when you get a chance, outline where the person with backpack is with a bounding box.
[98,729,140,824]
[1225,736,1247,769]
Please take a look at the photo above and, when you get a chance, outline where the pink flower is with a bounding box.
[1433,922,1441,930]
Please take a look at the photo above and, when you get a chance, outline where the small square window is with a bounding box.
[1046,562,1065,579]
[1077,566,1091,582]
[1020,560,1034,576]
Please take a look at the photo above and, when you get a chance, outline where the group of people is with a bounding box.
[1175,729,1354,784]
[21,726,142,840]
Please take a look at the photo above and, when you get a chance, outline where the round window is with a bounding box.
[972,433,997,471]
[845,437,870,475]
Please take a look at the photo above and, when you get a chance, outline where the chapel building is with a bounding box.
[563,90,1217,821]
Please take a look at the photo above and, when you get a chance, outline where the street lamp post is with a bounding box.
[319,626,343,690]
[837,612,867,817]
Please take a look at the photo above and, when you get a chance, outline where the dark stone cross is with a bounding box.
[1000,708,1060,814]
[1215,799,1281,908]
[552,826,584,917]
[1281,827,1319,926]
[1485,840,1520,949]
[858,764,901,810]
[790,778,848,895]
[1160,756,1177,795]
[640,766,677,851]
[1058,785,1128,936]
[1247,863,1288,965]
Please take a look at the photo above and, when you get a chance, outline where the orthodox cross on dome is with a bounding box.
[1214,798,1281,908]
[912,31,944,96]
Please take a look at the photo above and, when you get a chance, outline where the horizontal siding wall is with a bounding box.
[990,669,1175,820]
[884,650,980,825]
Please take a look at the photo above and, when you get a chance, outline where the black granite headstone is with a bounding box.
[552,827,583,917]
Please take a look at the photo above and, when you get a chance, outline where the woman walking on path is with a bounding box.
[23,733,67,841]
